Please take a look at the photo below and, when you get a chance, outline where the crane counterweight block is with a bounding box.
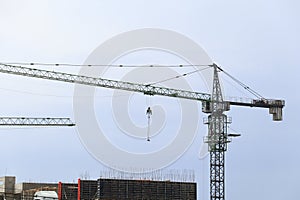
[268,100,285,121]
[254,99,285,121]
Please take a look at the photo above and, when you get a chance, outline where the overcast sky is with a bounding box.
[0,1,299,200]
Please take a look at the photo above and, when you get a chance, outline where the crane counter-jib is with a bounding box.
[227,99,285,121]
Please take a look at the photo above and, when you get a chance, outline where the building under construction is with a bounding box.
[0,176,196,200]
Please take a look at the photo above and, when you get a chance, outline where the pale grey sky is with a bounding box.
[0,1,299,200]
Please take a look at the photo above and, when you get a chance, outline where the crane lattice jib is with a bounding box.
[0,64,211,102]
[0,117,75,126]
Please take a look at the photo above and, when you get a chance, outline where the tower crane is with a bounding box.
[0,63,284,200]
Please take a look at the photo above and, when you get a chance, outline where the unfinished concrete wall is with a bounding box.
[0,176,16,200]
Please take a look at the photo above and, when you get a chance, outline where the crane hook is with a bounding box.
[146,107,152,141]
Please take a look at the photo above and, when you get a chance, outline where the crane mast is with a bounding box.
[0,63,284,200]
[204,65,230,200]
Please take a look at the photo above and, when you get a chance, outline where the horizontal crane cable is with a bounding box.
[217,66,264,99]
[0,62,210,68]
[146,65,212,86]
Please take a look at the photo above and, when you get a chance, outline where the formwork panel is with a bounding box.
[58,182,78,200]
[97,178,196,200]
[78,180,97,200]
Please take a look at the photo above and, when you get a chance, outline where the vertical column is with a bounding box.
[58,182,62,200]
[77,179,81,200]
